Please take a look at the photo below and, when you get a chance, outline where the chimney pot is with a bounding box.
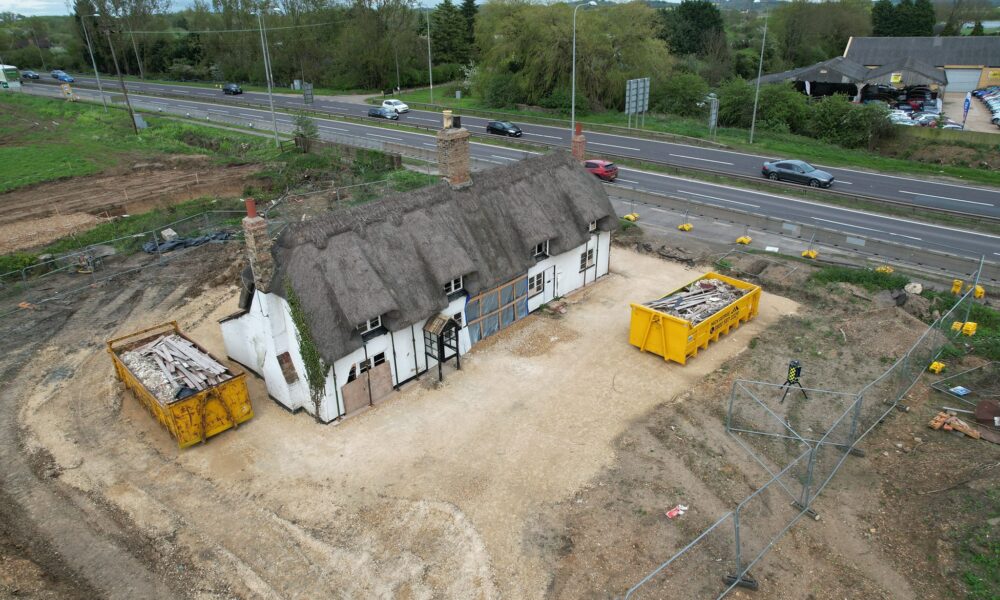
[575,123,582,136]
[245,197,257,219]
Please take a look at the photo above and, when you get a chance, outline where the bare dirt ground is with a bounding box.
[0,156,260,254]
[1,238,996,599]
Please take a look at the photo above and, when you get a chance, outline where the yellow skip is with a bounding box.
[736,235,752,245]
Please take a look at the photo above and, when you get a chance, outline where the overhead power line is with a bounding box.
[127,20,339,35]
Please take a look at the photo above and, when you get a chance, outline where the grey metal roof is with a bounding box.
[757,57,869,85]
[863,57,948,86]
[844,36,1000,67]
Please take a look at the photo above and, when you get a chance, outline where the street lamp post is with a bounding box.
[749,6,769,145]
[425,10,434,104]
[80,14,108,113]
[257,11,280,147]
[571,1,597,135]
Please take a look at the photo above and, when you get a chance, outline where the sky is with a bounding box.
[1,0,483,16]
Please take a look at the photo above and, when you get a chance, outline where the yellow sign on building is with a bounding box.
[890,72,903,84]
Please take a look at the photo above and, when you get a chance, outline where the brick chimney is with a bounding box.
[242,198,274,293]
[437,110,472,189]
[571,123,586,161]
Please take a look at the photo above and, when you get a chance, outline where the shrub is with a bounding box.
[654,72,709,117]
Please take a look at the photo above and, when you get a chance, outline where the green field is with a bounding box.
[0,94,282,193]
[387,84,1000,187]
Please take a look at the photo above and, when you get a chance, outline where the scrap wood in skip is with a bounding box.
[644,278,749,325]
[121,334,232,404]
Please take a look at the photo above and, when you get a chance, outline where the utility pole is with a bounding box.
[30,30,47,71]
[571,1,597,135]
[257,11,280,147]
[749,5,768,145]
[128,26,144,79]
[103,24,138,134]
[425,10,433,104]
[81,15,108,113]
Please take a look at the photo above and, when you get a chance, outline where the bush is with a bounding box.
[809,95,895,150]
[809,266,910,291]
[653,72,709,117]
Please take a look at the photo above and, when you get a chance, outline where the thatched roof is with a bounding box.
[269,151,614,365]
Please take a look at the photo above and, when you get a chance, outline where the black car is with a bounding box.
[368,107,399,120]
[21,70,40,80]
[222,83,242,95]
[761,159,834,188]
[486,120,522,137]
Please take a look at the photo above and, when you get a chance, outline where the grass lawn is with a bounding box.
[0,93,282,193]
[387,84,1000,187]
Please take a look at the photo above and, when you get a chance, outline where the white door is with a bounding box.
[945,68,983,92]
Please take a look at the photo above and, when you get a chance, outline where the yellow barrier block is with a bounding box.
[951,321,963,332]
[928,361,946,374]
[875,265,894,274]
[677,223,693,232]
[952,279,963,294]
[963,322,978,336]
[974,285,985,299]
[801,250,818,259]
[736,236,752,245]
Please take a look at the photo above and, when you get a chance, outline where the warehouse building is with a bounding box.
[844,36,1000,92]
[220,126,614,423]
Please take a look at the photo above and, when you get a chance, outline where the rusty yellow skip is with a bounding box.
[107,322,253,448]
[629,272,761,365]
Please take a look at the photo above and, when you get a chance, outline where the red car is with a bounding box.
[584,159,618,182]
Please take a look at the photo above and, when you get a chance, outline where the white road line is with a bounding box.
[423,143,437,147]
[837,181,853,185]
[616,178,639,184]
[669,153,733,166]
[898,190,994,207]
[407,117,437,122]
[891,233,923,241]
[679,189,759,208]
[318,126,349,132]
[524,132,563,140]
[368,133,403,141]
[491,155,518,161]
[591,142,640,151]
[617,166,1000,240]
[811,217,885,234]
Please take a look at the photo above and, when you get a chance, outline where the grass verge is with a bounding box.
[0,93,282,193]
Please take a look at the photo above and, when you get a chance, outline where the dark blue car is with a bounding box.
[50,70,74,83]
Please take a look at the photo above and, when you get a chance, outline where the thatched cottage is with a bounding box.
[220,122,615,423]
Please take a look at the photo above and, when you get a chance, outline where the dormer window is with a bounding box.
[589,220,598,232]
[443,276,464,295]
[532,240,549,258]
[356,316,382,334]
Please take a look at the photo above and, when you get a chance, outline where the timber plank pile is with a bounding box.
[644,278,747,325]
[120,334,231,404]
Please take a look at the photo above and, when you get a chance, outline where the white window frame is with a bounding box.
[444,276,464,295]
[453,312,463,326]
[528,272,544,297]
[589,220,598,232]
[532,240,549,258]
[356,315,382,334]
[358,352,386,374]
[579,248,595,272]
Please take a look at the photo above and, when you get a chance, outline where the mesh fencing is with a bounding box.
[626,266,982,598]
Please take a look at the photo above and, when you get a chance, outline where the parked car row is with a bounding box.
[972,86,1000,128]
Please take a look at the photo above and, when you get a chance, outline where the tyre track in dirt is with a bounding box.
[0,286,178,599]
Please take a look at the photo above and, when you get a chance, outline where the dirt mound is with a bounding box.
[0,161,261,254]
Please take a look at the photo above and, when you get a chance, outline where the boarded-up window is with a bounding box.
[277,352,299,384]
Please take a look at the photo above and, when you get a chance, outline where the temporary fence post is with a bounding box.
[203,212,209,234]
[726,382,738,432]
[732,508,742,578]
[847,393,863,448]
[798,446,817,510]
[962,255,985,326]
[153,233,162,264]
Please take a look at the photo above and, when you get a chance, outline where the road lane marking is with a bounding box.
[423,143,437,147]
[837,181,852,184]
[616,178,638,184]
[811,217,884,233]
[368,133,403,141]
[679,190,759,208]
[318,125,349,132]
[898,190,994,207]
[491,155,518,161]
[407,116,437,122]
[668,153,733,165]
[524,132,563,140]
[617,166,999,240]
[591,142,640,151]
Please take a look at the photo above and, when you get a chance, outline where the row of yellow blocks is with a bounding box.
[952,279,986,298]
